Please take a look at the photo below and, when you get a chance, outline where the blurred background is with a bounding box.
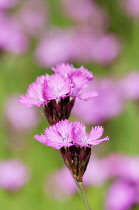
[0,0,139,209]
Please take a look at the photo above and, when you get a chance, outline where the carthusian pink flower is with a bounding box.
[19,64,97,124]
[105,180,138,210]
[61,0,109,32]
[14,0,48,37]
[0,159,31,192]
[91,34,122,65]
[0,0,18,10]
[35,30,74,68]
[121,0,139,18]
[4,94,40,133]
[34,120,109,182]
[120,71,139,100]
[0,15,28,54]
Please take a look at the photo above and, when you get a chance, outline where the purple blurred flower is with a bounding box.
[105,180,138,210]
[91,34,122,65]
[121,0,139,18]
[72,78,124,124]
[0,159,31,192]
[0,15,28,54]
[61,0,109,32]
[35,120,109,182]
[35,30,74,68]
[120,71,139,100]
[4,94,40,132]
[115,156,139,184]
[0,0,18,10]
[14,0,48,36]
[34,120,109,149]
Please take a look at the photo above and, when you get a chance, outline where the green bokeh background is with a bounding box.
[0,0,139,209]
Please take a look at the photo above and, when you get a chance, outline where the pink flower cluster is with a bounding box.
[19,63,109,182]
[19,63,97,107]
[34,120,109,149]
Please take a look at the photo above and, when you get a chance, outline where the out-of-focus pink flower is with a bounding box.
[120,71,139,100]
[116,156,139,184]
[0,159,31,192]
[105,180,138,210]
[0,0,18,10]
[61,0,109,32]
[35,30,74,68]
[91,34,122,65]
[14,0,48,36]
[4,95,40,132]
[0,15,28,54]
[121,0,139,18]
[34,120,109,149]
[72,78,124,124]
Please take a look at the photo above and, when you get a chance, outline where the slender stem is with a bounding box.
[74,178,91,210]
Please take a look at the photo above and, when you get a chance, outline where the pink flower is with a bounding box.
[19,64,97,124]
[120,71,139,100]
[34,120,74,149]
[4,94,40,132]
[105,180,138,210]
[34,120,109,149]
[35,30,74,68]
[19,64,96,107]
[61,0,109,32]
[52,63,97,100]
[91,34,122,65]
[14,0,48,37]
[0,0,18,10]
[44,73,71,100]
[0,15,28,54]
[121,0,139,18]
[0,159,31,192]
[34,120,109,182]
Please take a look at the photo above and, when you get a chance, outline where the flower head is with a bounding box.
[34,120,109,149]
[34,120,109,182]
[105,180,138,210]
[19,64,97,124]
[0,159,31,192]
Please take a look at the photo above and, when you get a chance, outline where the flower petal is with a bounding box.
[91,136,109,145]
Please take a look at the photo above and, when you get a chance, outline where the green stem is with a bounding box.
[74,178,91,210]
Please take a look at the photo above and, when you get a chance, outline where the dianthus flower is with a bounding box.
[19,64,97,125]
[34,120,109,182]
